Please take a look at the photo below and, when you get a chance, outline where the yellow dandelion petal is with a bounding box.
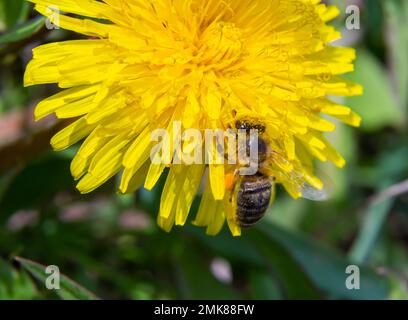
[51,118,95,152]
[193,180,214,228]
[160,165,187,220]
[157,210,176,233]
[143,163,167,192]
[225,190,241,237]
[77,134,129,193]
[209,164,226,201]
[122,127,152,170]
[33,85,100,120]
[206,201,226,236]
[175,164,205,226]
[71,128,110,180]
[120,161,151,195]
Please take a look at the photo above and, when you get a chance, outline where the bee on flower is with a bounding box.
[25,0,362,236]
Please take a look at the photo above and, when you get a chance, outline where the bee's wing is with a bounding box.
[268,151,332,202]
[284,169,331,201]
[299,181,330,201]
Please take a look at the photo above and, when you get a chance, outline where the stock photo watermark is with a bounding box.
[45,265,60,290]
[45,6,60,30]
[150,121,261,175]
[345,265,360,290]
[345,5,361,30]
[43,264,362,292]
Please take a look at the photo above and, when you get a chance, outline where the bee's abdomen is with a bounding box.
[237,175,272,227]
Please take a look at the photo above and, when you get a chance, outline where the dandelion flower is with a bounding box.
[25,0,362,236]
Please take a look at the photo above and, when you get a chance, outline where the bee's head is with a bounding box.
[235,119,265,134]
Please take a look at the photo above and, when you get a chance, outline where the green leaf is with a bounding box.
[247,230,321,299]
[0,0,29,30]
[190,227,320,299]
[349,198,394,265]
[389,274,408,300]
[248,271,283,300]
[384,0,408,111]
[14,256,100,300]
[189,228,265,267]
[349,146,407,265]
[255,223,391,299]
[345,48,403,131]
[0,259,39,299]
[349,156,405,264]
[174,249,240,299]
[0,16,45,45]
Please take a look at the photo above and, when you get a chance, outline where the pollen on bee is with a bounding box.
[225,173,236,191]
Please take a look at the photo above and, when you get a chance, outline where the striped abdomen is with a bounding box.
[236,174,272,227]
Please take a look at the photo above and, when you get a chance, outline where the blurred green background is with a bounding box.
[0,0,408,300]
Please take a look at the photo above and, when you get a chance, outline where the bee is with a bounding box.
[231,119,329,228]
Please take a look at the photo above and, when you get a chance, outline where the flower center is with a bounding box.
[195,22,244,71]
